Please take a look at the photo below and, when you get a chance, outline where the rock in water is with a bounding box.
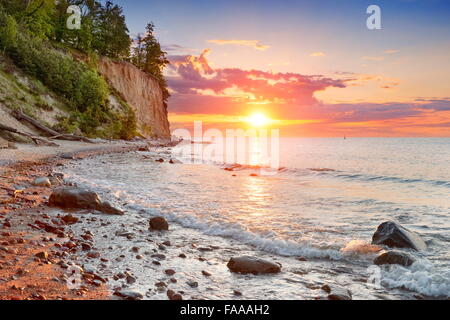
[32,177,52,188]
[49,188,123,215]
[149,217,169,231]
[227,256,282,274]
[372,221,426,251]
[374,251,415,267]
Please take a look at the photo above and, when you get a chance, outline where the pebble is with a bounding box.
[165,269,176,276]
[186,280,199,288]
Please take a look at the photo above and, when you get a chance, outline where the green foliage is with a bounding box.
[131,22,170,108]
[0,13,18,52]
[0,1,156,140]
[0,11,115,137]
[3,30,108,115]
[2,0,131,59]
[1,0,56,40]
[53,0,131,59]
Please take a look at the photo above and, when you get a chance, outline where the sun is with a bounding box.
[247,113,270,127]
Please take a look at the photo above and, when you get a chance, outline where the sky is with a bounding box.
[113,0,450,137]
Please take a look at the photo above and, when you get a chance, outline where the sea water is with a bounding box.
[61,138,450,299]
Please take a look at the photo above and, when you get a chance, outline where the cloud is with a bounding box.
[310,52,325,57]
[167,49,347,117]
[166,50,450,136]
[162,44,198,54]
[207,39,270,51]
[362,56,385,61]
[384,49,400,54]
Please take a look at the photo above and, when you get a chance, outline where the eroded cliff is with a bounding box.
[97,58,171,139]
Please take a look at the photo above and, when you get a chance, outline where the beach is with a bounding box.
[0,140,144,299]
[2,138,449,300]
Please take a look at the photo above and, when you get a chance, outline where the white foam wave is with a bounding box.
[381,260,450,298]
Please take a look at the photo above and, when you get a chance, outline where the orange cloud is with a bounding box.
[167,49,346,117]
[384,49,400,54]
[166,49,450,137]
[310,52,325,57]
[207,39,270,50]
[362,56,385,61]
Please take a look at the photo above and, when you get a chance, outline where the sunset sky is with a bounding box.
[114,0,450,137]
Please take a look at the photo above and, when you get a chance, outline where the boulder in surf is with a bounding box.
[372,221,426,251]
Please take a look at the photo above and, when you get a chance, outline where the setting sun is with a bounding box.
[247,113,270,127]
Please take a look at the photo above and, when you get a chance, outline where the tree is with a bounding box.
[22,0,56,39]
[0,14,18,53]
[131,33,145,69]
[141,23,169,77]
[131,22,170,107]
[92,1,131,59]
[53,0,130,58]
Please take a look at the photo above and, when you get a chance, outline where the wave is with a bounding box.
[172,149,450,188]
[130,204,345,261]
[381,260,450,298]
[258,166,450,188]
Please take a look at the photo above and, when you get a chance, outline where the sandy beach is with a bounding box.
[0,140,146,299]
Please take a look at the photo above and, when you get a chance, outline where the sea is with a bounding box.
[61,138,450,299]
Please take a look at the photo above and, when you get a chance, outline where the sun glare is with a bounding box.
[247,113,270,127]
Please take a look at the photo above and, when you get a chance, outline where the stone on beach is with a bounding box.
[149,217,169,231]
[321,285,352,300]
[48,174,63,186]
[113,290,143,300]
[35,251,49,260]
[167,290,183,300]
[374,250,415,267]
[98,201,124,215]
[48,187,124,215]
[227,256,282,274]
[61,214,79,225]
[32,177,52,188]
[165,269,176,276]
[372,221,426,251]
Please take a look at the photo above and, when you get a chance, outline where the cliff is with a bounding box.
[97,58,171,139]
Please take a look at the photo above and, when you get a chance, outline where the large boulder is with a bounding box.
[374,251,415,267]
[227,256,282,274]
[149,217,169,231]
[372,221,426,251]
[49,188,123,215]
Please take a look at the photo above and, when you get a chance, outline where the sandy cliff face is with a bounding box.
[97,58,170,139]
